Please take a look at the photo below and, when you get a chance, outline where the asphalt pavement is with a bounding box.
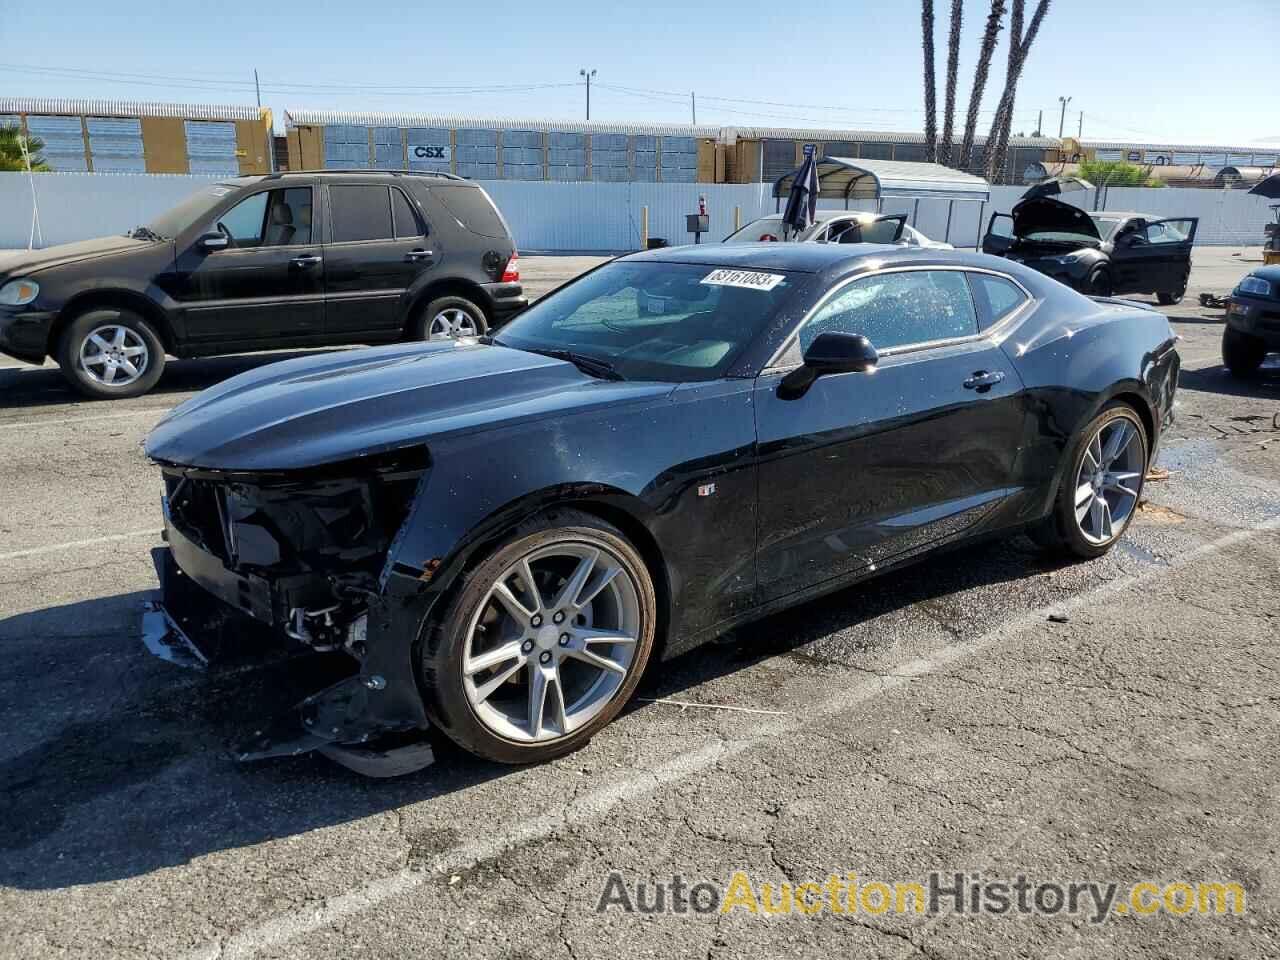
[1,248,1278,959]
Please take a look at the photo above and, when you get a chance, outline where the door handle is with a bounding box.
[963,370,1006,391]
[405,248,435,263]
[290,254,322,268]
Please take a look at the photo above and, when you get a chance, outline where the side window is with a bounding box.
[215,188,312,248]
[264,188,312,246]
[217,192,269,246]
[391,187,424,238]
[1145,219,1193,244]
[330,184,394,243]
[799,270,979,353]
[969,273,1028,329]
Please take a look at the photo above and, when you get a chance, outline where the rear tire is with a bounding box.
[1029,403,1148,560]
[56,308,165,399]
[1157,282,1186,306]
[412,295,488,341]
[1222,327,1266,378]
[1087,269,1113,298]
[420,508,657,764]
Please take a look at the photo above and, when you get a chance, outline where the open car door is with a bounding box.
[829,215,906,245]
[1112,217,1199,295]
[982,212,1016,255]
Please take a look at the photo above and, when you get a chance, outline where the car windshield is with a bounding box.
[143,183,239,239]
[494,260,799,382]
[724,217,788,243]
[1089,216,1126,240]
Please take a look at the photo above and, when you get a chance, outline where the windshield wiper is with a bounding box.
[527,348,624,381]
[129,225,165,241]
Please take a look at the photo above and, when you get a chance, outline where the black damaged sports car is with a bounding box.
[144,243,1179,775]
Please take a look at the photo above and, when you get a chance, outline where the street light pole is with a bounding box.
[1057,95,1072,139]
[579,68,597,121]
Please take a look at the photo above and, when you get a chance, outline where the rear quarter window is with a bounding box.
[430,185,508,239]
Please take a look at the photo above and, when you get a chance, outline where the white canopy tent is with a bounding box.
[772,157,992,244]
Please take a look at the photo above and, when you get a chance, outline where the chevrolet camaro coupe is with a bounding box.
[144,243,1179,776]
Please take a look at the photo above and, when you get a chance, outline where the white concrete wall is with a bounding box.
[1,172,1272,253]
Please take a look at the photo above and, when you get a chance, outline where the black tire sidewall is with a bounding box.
[1051,404,1149,559]
[1088,269,1113,298]
[1222,327,1265,378]
[413,295,489,340]
[421,510,657,764]
[57,308,165,399]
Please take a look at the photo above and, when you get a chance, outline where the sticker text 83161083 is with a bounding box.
[700,269,786,292]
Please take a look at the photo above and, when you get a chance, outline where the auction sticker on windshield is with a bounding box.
[701,269,786,291]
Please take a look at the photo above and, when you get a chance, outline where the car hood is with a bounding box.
[1010,197,1100,242]
[0,234,157,276]
[145,341,676,472]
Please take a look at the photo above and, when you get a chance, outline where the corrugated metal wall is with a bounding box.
[23,115,89,172]
[184,120,239,176]
[86,117,146,173]
[0,173,1274,252]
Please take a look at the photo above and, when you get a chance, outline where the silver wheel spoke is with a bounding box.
[518,558,543,612]
[1101,422,1130,466]
[102,364,118,384]
[1073,416,1143,545]
[472,657,525,704]
[552,550,598,610]
[1100,499,1114,539]
[119,359,138,378]
[464,641,524,676]
[121,345,145,358]
[574,565,622,612]
[566,647,627,676]
[90,333,111,352]
[576,626,637,645]
[527,662,550,737]
[1074,482,1094,509]
[492,581,536,627]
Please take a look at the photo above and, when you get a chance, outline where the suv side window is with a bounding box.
[330,184,394,243]
[216,187,313,248]
[799,270,979,352]
[391,187,425,238]
[431,185,507,239]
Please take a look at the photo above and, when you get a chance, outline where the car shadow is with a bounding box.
[1178,361,1280,399]
[0,535,1068,891]
[0,348,357,410]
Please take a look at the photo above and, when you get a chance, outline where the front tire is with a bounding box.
[421,509,657,764]
[57,308,165,399]
[412,295,488,341]
[1222,327,1266,378]
[1087,269,1114,298]
[1029,403,1148,559]
[1157,282,1186,306]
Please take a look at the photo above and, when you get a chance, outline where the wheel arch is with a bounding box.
[50,289,175,357]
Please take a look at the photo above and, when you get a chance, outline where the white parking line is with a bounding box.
[0,409,167,431]
[183,515,1280,960]
[0,529,160,562]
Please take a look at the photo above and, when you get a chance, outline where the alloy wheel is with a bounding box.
[1073,417,1144,545]
[79,325,149,387]
[429,308,479,340]
[461,541,641,743]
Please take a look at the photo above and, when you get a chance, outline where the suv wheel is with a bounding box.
[414,295,488,341]
[1222,327,1266,378]
[1087,269,1114,298]
[57,308,166,399]
[1157,279,1187,306]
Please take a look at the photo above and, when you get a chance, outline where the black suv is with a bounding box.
[0,170,526,398]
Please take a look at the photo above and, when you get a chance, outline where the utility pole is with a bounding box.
[1057,95,1072,139]
[579,68,596,121]
[1078,111,1083,139]
[691,91,696,126]
[1034,110,1042,137]
[253,69,262,109]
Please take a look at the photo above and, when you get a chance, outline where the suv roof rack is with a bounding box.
[260,169,466,182]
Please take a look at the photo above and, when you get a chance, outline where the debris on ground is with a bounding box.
[1145,466,1171,482]
[1199,292,1230,309]
[1048,613,1070,624]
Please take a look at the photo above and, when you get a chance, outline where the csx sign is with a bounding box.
[412,145,451,161]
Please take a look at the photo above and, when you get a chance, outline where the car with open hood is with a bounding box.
[982,194,1197,304]
[143,242,1179,776]
[0,170,525,399]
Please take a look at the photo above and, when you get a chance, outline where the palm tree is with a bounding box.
[958,0,1007,170]
[0,124,49,172]
[938,0,964,165]
[922,0,938,162]
[984,0,1051,183]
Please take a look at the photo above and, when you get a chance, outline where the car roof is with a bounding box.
[625,242,986,274]
[220,170,471,185]
[1090,211,1158,220]
[750,210,882,224]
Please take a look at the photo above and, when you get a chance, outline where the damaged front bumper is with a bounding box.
[142,451,439,778]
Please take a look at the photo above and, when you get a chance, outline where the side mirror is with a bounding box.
[199,232,229,251]
[779,332,878,398]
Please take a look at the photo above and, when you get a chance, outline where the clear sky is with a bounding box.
[3,0,1277,147]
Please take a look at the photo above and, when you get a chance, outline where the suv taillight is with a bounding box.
[501,252,520,284]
